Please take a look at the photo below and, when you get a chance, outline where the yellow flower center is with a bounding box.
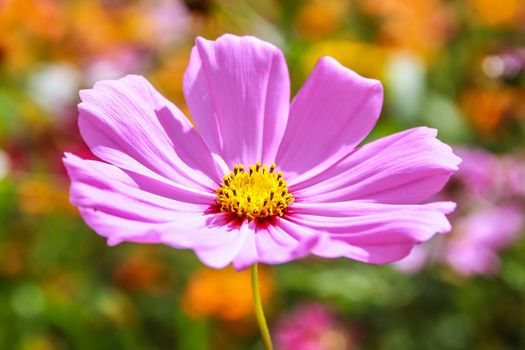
[216,162,295,222]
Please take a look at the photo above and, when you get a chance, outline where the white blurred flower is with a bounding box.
[386,52,425,121]
[28,64,81,116]
[0,149,10,180]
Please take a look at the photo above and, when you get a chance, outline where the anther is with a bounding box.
[215,162,294,222]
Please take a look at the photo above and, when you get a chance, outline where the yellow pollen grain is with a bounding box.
[216,162,294,221]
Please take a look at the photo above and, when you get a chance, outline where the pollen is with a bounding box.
[216,162,295,222]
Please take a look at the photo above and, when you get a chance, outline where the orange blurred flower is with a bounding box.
[358,0,457,60]
[0,241,26,277]
[183,266,273,322]
[294,0,351,39]
[467,0,524,28]
[66,1,133,56]
[66,0,189,58]
[461,87,525,135]
[16,178,73,214]
[0,0,66,70]
[114,247,172,294]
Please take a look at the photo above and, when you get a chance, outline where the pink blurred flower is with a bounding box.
[453,147,525,200]
[446,204,524,276]
[84,49,150,86]
[63,34,459,270]
[453,147,499,198]
[145,0,190,48]
[482,47,525,79]
[274,303,355,350]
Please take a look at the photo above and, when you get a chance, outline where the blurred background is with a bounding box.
[1,0,525,349]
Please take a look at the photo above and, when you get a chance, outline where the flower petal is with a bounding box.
[277,56,383,183]
[63,153,214,245]
[287,201,455,264]
[232,220,321,270]
[172,217,249,270]
[114,211,248,269]
[65,153,251,269]
[78,74,226,191]
[183,34,290,166]
[292,127,461,204]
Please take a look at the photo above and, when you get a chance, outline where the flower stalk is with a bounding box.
[251,264,273,350]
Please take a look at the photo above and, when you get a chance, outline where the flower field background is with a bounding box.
[1,0,525,349]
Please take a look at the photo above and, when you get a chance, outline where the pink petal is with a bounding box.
[102,211,248,269]
[163,215,249,269]
[276,56,383,183]
[183,34,290,166]
[65,153,249,269]
[278,219,369,260]
[78,74,226,192]
[144,216,324,272]
[232,220,321,270]
[292,127,461,204]
[131,213,248,269]
[63,153,214,245]
[287,201,455,264]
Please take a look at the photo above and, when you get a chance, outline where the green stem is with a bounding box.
[251,264,273,350]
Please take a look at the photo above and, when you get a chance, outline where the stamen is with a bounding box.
[215,162,295,222]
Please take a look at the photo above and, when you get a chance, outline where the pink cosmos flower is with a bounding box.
[453,147,525,200]
[445,204,524,276]
[63,34,460,270]
[445,148,525,276]
[274,303,355,350]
